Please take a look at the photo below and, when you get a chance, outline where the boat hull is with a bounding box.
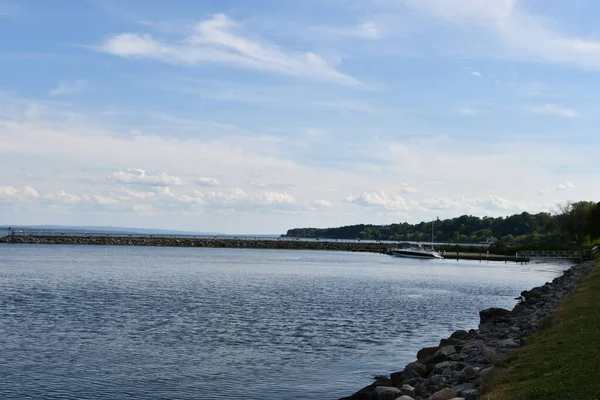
[390,250,442,259]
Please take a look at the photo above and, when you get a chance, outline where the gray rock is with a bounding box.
[479,307,512,324]
[461,366,478,381]
[417,346,439,360]
[404,362,428,378]
[400,384,416,398]
[429,387,457,400]
[439,338,464,347]
[479,366,495,379]
[394,396,415,400]
[461,388,480,400]
[450,330,470,340]
[374,386,401,400]
[498,338,520,348]
[451,382,477,395]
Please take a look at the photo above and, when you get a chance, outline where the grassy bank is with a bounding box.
[484,259,600,400]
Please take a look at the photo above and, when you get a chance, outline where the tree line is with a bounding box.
[284,201,600,249]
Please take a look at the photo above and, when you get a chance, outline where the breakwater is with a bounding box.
[339,260,594,400]
[0,235,391,253]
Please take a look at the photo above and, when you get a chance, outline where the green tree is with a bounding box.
[586,202,600,240]
[555,201,596,247]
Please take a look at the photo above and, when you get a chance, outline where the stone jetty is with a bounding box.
[339,260,594,400]
[0,235,391,253]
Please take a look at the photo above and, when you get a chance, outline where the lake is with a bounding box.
[0,244,569,399]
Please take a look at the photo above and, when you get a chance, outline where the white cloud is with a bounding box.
[458,107,478,115]
[470,71,482,77]
[419,195,531,212]
[345,191,409,211]
[49,80,87,96]
[0,185,39,202]
[399,0,600,70]
[110,169,184,186]
[196,177,220,187]
[310,199,333,208]
[42,190,82,204]
[259,191,295,205]
[208,188,248,202]
[249,181,296,189]
[97,14,360,86]
[399,183,418,194]
[538,181,576,195]
[555,181,575,191]
[531,104,579,118]
[311,21,382,40]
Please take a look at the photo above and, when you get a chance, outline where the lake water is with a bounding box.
[0,244,569,400]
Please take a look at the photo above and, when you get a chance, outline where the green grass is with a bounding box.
[483,260,600,400]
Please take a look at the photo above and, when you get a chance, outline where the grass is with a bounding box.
[483,259,600,400]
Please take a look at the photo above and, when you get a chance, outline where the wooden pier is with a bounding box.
[440,251,530,263]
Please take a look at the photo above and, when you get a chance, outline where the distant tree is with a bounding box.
[555,201,596,247]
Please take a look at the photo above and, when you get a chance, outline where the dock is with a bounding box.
[440,251,530,263]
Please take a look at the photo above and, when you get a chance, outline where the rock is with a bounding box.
[439,338,464,347]
[498,338,520,349]
[390,371,405,387]
[450,330,470,340]
[429,387,457,400]
[417,346,440,360]
[373,378,393,387]
[394,396,415,400]
[461,388,480,400]
[374,386,401,400]
[479,308,512,324]
[404,362,428,378]
[479,366,495,380]
[461,366,478,381]
[400,384,416,398]
[451,382,477,396]
[422,346,457,364]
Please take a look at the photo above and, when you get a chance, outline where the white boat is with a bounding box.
[390,244,442,259]
[389,217,442,259]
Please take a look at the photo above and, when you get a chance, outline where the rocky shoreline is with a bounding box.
[0,235,390,253]
[339,260,595,400]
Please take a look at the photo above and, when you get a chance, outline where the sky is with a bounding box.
[1,0,599,234]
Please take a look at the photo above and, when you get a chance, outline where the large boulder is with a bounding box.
[429,387,457,400]
[421,346,457,364]
[417,346,439,360]
[374,386,401,400]
[404,362,428,378]
[479,308,512,324]
[400,384,416,398]
[449,330,470,340]
[439,338,464,347]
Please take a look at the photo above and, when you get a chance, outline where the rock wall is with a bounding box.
[339,260,595,400]
[0,235,390,253]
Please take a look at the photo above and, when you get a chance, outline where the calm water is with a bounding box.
[0,244,569,400]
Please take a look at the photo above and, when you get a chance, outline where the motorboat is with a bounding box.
[389,244,442,259]
[389,217,442,259]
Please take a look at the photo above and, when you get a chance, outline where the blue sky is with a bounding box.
[1,0,599,233]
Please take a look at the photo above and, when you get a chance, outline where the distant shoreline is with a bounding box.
[0,235,391,253]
